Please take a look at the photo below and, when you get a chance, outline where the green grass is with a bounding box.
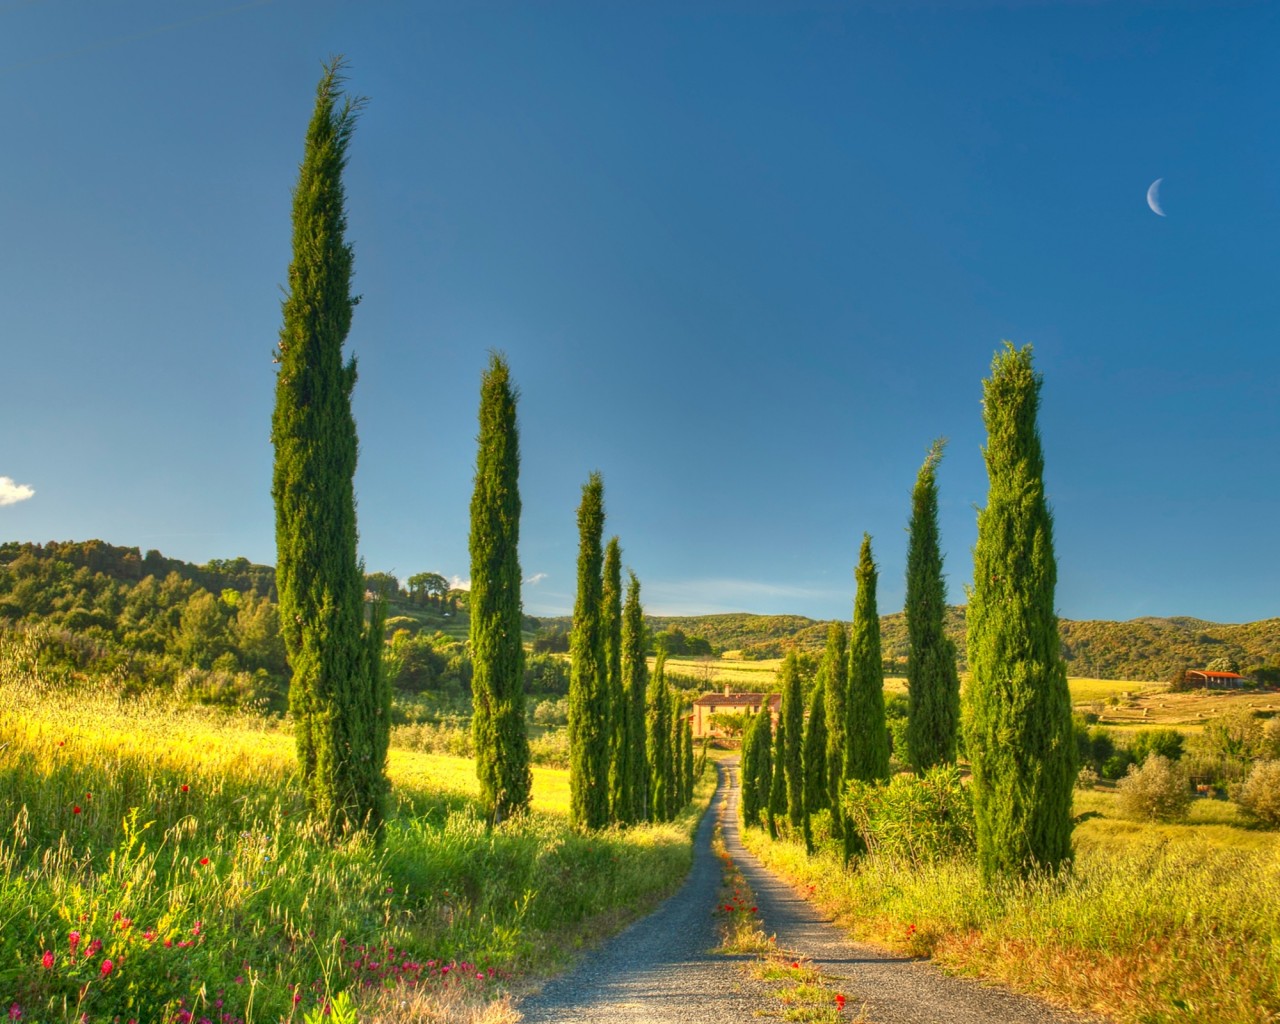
[742,807,1280,1024]
[0,660,710,1022]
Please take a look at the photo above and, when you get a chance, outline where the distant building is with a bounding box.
[691,685,781,740]
[1185,669,1246,689]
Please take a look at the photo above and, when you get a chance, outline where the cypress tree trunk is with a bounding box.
[801,681,827,853]
[847,535,891,782]
[905,439,961,773]
[966,343,1075,880]
[821,622,849,837]
[780,651,805,828]
[767,715,787,839]
[646,648,671,822]
[469,353,532,823]
[569,473,610,829]
[602,537,624,821]
[621,570,648,824]
[272,59,383,837]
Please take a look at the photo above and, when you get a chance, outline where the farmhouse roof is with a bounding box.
[1189,669,1244,679]
[692,692,781,707]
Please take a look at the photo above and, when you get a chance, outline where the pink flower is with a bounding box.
[41,951,53,970]
[68,931,81,949]
[100,959,114,977]
[7,1003,19,1021]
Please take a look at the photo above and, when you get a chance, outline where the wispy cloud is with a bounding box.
[0,477,34,506]
[524,572,548,586]
[642,577,849,617]
[449,575,471,591]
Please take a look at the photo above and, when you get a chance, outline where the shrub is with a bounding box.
[1130,727,1185,763]
[1237,760,1280,826]
[529,728,570,769]
[1116,754,1192,822]
[1075,766,1100,790]
[842,765,974,866]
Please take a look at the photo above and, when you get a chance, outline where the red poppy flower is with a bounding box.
[72,806,81,815]
[180,784,189,793]
[199,857,209,866]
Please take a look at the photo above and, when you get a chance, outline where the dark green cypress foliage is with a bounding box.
[780,651,805,828]
[669,694,684,813]
[683,716,694,805]
[767,715,787,838]
[469,353,532,823]
[741,711,759,824]
[569,473,610,829]
[271,59,382,836]
[821,622,849,836]
[801,681,827,852]
[646,647,671,821]
[602,537,624,820]
[847,535,891,782]
[905,439,961,773]
[966,343,1075,880]
[621,570,648,823]
[746,704,773,827]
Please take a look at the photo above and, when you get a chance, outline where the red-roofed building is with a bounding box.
[691,685,781,740]
[1185,669,1247,689]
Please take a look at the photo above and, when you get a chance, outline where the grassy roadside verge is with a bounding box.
[740,821,1280,1024]
[0,672,714,1023]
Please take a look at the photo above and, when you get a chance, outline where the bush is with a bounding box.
[842,765,974,866]
[529,729,569,768]
[1116,754,1192,822]
[391,720,474,758]
[1237,760,1280,827]
[1075,765,1100,790]
[1130,727,1185,763]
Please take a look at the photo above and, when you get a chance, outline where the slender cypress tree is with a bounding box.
[272,59,385,836]
[847,535,891,782]
[966,343,1074,880]
[801,681,827,852]
[669,692,684,814]
[646,647,672,821]
[821,622,849,836]
[469,353,532,823]
[767,715,787,838]
[683,716,694,804]
[905,439,961,773]
[621,570,648,823]
[569,473,610,829]
[780,650,805,827]
[747,704,773,827]
[741,711,759,825]
[602,537,624,820]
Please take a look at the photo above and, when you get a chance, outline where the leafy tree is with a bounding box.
[847,535,890,783]
[569,472,610,829]
[407,572,449,608]
[620,570,649,823]
[271,58,387,836]
[966,343,1074,880]
[602,537,624,820]
[469,353,531,823]
[801,679,827,852]
[646,647,672,821]
[780,650,805,828]
[363,572,402,602]
[177,590,227,669]
[905,440,960,772]
[821,622,849,836]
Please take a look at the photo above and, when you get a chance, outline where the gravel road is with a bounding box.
[517,760,1106,1024]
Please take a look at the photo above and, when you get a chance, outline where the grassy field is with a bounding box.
[0,662,710,1023]
[743,788,1280,1024]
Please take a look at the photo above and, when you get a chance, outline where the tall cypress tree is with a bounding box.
[469,353,532,823]
[801,681,828,852]
[767,714,787,839]
[602,537,624,820]
[669,693,685,814]
[847,535,890,782]
[905,439,961,773]
[683,715,694,805]
[646,647,672,821]
[569,473,610,829]
[821,622,849,836]
[741,710,758,824]
[780,651,804,828]
[744,703,773,828]
[620,570,648,823]
[272,59,385,836]
[966,343,1074,880]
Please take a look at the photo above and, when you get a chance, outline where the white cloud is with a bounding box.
[449,575,471,591]
[642,577,849,617]
[524,572,548,586]
[0,477,34,506]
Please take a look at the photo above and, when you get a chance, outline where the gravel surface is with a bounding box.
[518,760,1106,1023]
[721,758,1109,1024]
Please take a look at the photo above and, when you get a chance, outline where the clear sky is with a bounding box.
[2,1,1276,623]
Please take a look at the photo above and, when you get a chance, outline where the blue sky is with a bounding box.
[2,1,1277,623]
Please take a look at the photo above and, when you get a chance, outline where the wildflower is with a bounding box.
[8,1003,20,1021]
[199,857,210,866]
[68,931,81,949]
[85,792,92,801]
[835,993,846,1012]
[750,906,757,913]
[100,959,114,977]
[86,939,102,956]
[181,784,189,792]
[41,951,53,970]
[72,806,82,815]
[791,961,800,969]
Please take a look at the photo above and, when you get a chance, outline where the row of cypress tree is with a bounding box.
[568,478,696,830]
[742,344,1074,881]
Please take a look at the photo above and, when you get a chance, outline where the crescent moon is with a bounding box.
[1147,178,1165,217]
